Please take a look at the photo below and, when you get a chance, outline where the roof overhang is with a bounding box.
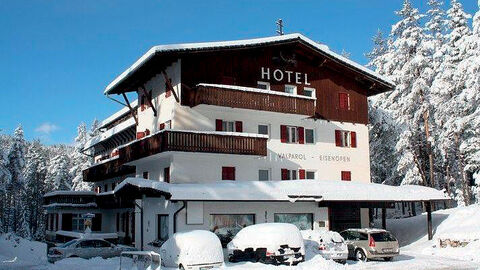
[104,33,395,96]
[113,178,450,203]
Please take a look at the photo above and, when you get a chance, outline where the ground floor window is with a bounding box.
[274,213,313,230]
[210,214,255,247]
[157,215,169,243]
[72,214,86,232]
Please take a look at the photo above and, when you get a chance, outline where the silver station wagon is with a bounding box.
[340,229,399,261]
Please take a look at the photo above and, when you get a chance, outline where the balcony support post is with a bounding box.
[139,86,157,117]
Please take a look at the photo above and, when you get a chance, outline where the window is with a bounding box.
[285,85,297,95]
[157,215,169,243]
[339,93,350,110]
[303,87,315,97]
[72,214,86,232]
[258,169,270,181]
[281,169,297,180]
[258,124,269,136]
[274,213,313,230]
[164,167,170,183]
[341,171,352,181]
[159,120,172,130]
[257,81,270,90]
[281,125,305,144]
[104,184,108,192]
[80,240,96,248]
[94,186,101,193]
[305,129,315,144]
[112,182,116,190]
[143,171,149,179]
[216,119,242,132]
[210,214,255,247]
[306,171,315,180]
[335,130,357,148]
[222,167,235,180]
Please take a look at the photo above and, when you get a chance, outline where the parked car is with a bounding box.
[47,238,136,263]
[227,223,305,266]
[301,230,348,264]
[160,230,224,270]
[339,229,399,261]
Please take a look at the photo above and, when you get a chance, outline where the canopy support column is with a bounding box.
[426,201,433,240]
[122,93,138,126]
[139,87,157,117]
[382,207,386,229]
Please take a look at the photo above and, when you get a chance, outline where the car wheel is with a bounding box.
[384,257,393,261]
[355,249,367,262]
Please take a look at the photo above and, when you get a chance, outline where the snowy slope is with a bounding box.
[0,233,47,269]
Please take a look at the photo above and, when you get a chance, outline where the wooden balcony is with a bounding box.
[182,84,316,116]
[119,130,267,164]
[83,158,136,182]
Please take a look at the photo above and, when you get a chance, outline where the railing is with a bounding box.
[182,85,316,116]
[83,158,136,182]
[119,130,267,164]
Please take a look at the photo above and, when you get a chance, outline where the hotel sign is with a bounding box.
[261,67,310,85]
[276,153,351,163]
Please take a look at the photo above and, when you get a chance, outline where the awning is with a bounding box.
[114,178,450,203]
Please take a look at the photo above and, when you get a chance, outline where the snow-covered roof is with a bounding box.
[104,33,395,95]
[198,83,317,100]
[44,190,96,198]
[55,230,118,240]
[83,117,136,151]
[43,203,97,208]
[114,178,449,202]
[99,99,138,129]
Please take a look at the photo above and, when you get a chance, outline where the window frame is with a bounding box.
[258,168,271,181]
[305,128,315,144]
[286,126,298,144]
[305,170,316,180]
[273,213,314,230]
[339,92,351,110]
[257,81,270,90]
[257,124,270,138]
[302,87,316,97]
[157,214,169,243]
[284,84,297,95]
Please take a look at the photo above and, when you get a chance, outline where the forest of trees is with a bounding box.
[367,0,480,206]
[0,121,96,240]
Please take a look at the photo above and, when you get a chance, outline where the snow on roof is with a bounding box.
[198,83,317,100]
[99,99,138,129]
[104,33,395,95]
[43,203,97,208]
[44,190,96,198]
[115,178,449,202]
[83,117,136,150]
[55,230,118,240]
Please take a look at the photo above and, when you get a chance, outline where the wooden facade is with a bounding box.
[83,158,136,182]
[182,84,315,116]
[119,130,267,164]
[180,42,383,124]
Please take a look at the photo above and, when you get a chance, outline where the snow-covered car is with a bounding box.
[301,230,348,264]
[47,238,136,263]
[340,228,399,261]
[160,230,224,270]
[227,223,305,266]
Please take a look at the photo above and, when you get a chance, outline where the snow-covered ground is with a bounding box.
[2,205,480,270]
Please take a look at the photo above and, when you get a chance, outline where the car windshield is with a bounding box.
[59,240,78,248]
[370,232,397,242]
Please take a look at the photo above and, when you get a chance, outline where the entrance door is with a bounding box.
[329,205,361,232]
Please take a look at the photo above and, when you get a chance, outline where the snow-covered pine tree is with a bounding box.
[70,122,92,191]
[23,140,47,240]
[45,152,72,191]
[89,119,101,138]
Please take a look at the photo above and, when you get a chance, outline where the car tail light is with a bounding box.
[266,251,275,257]
[318,244,327,250]
[369,236,376,247]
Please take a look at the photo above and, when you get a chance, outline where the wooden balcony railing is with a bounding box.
[182,84,316,116]
[83,158,136,182]
[119,130,268,164]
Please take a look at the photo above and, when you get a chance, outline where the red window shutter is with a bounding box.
[339,93,348,110]
[280,125,287,143]
[299,169,306,180]
[164,167,170,183]
[335,130,342,146]
[298,127,305,144]
[145,129,150,136]
[281,169,289,180]
[159,123,165,130]
[136,132,144,139]
[216,119,223,131]
[231,167,236,180]
[351,131,357,148]
[341,171,351,181]
[222,167,235,180]
[235,121,243,132]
